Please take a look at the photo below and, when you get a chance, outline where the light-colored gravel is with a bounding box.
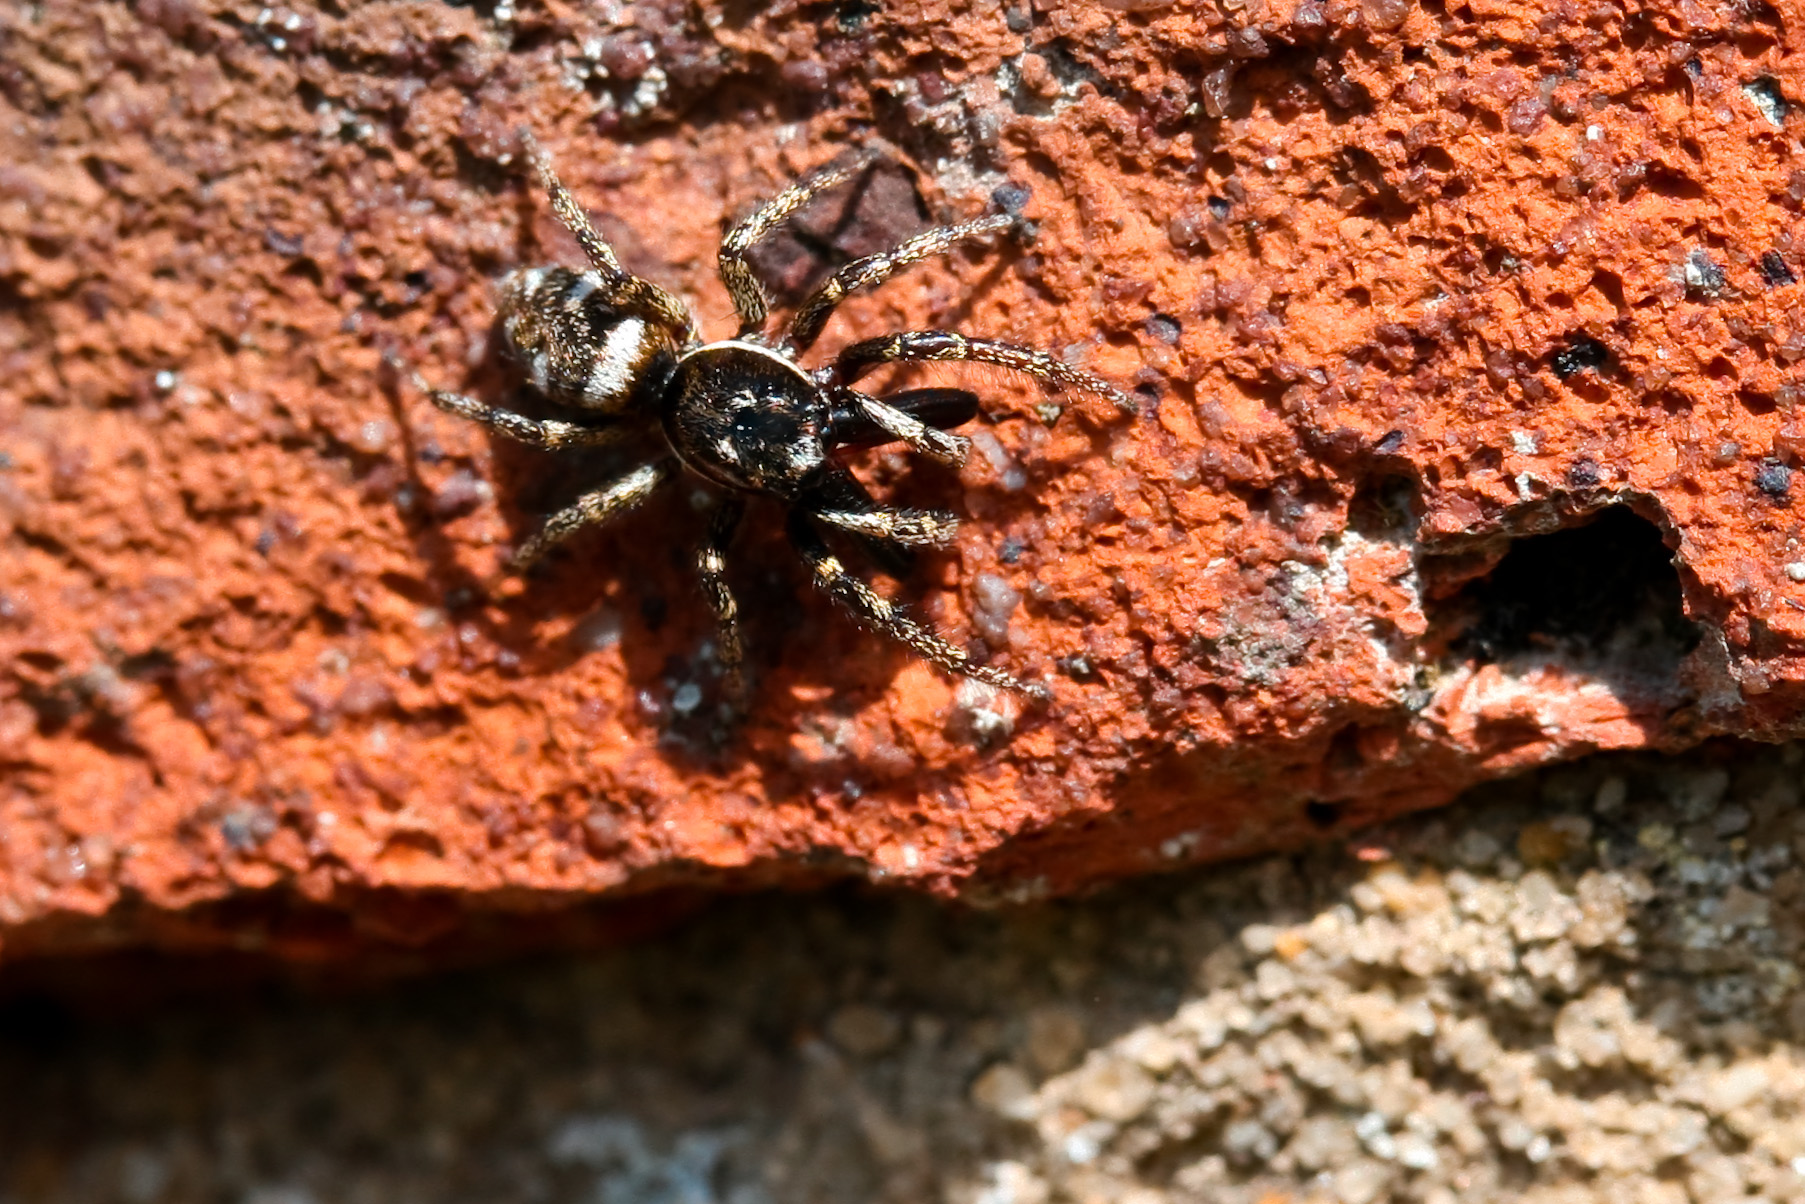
[3,743,1803,1203]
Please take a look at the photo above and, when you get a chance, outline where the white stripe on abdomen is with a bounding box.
[581,317,648,407]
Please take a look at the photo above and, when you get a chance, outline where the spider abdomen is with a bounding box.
[497,266,672,413]
[662,340,830,496]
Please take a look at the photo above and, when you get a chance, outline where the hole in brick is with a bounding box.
[1303,800,1341,829]
[1639,166,1706,201]
[1443,507,1699,666]
[1549,335,1613,381]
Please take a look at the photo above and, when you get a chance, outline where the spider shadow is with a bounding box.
[371,333,669,720]
[376,330,795,751]
[376,358,498,628]
[492,329,1093,776]
[490,431,1006,776]
[454,376,1041,785]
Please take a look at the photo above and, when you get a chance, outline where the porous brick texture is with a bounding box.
[3,0,1805,958]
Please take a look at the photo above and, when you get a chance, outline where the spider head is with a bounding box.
[496,266,672,413]
[663,340,829,496]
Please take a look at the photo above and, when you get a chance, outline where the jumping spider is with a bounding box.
[414,131,1132,701]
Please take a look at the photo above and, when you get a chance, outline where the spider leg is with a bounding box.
[814,506,959,549]
[415,375,631,450]
[829,331,1138,414]
[521,129,626,278]
[787,508,1032,694]
[796,467,914,578]
[510,459,674,572]
[697,497,748,700]
[833,389,971,467]
[718,149,880,336]
[799,465,958,582]
[787,214,1015,352]
[827,387,980,450]
[520,130,699,346]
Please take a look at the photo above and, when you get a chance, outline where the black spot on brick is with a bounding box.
[1374,429,1406,455]
[1756,458,1793,502]
[1760,251,1797,287]
[1145,313,1182,345]
[640,594,667,632]
[1207,195,1232,220]
[1566,458,1601,488]
[1684,249,1728,298]
[1550,336,1612,380]
[836,0,878,30]
[990,184,1031,216]
[1056,654,1098,681]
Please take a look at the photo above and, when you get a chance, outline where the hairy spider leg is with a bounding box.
[696,498,748,700]
[793,467,911,578]
[801,464,959,563]
[826,387,980,450]
[415,375,631,450]
[831,331,1139,414]
[520,130,699,347]
[510,459,675,572]
[787,214,1016,352]
[813,504,960,549]
[787,508,1030,693]
[717,149,881,335]
[832,389,971,467]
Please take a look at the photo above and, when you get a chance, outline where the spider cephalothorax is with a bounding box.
[415,131,1132,700]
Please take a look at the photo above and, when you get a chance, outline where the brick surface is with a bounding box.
[2,0,1802,959]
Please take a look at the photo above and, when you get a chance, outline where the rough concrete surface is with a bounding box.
[4,0,1805,956]
[5,743,1805,1203]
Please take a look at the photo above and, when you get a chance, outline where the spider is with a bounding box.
[413,131,1133,702]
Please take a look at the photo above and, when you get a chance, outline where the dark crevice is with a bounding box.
[1432,508,1699,672]
[1549,334,1613,381]
[1303,800,1341,829]
[1334,146,1413,224]
[1348,472,1422,539]
[1639,167,1706,202]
